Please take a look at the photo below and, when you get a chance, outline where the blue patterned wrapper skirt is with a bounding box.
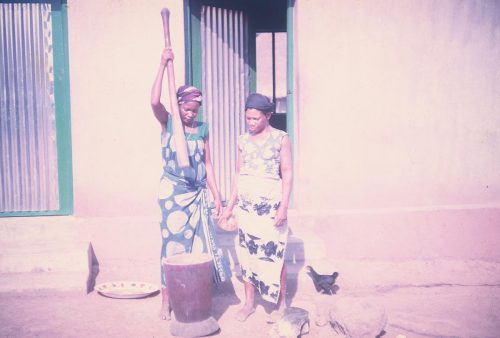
[158,174,230,288]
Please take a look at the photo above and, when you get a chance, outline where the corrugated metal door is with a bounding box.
[200,5,249,200]
[0,3,59,212]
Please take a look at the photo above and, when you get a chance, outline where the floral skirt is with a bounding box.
[235,175,288,304]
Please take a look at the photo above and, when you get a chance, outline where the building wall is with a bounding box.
[293,0,500,259]
[64,0,500,260]
[67,0,185,217]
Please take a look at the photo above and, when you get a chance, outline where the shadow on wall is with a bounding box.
[285,233,305,304]
[220,230,240,276]
[86,243,100,294]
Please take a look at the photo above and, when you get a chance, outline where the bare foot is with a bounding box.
[235,305,255,322]
[159,304,171,321]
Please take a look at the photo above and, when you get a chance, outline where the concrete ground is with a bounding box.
[1,271,500,338]
[1,218,500,337]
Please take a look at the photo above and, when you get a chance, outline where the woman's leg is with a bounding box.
[267,264,288,323]
[159,287,171,320]
[159,231,171,320]
[235,281,256,321]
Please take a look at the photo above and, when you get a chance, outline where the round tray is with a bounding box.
[95,281,159,299]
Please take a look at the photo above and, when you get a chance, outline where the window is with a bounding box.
[0,0,73,216]
[256,31,287,131]
[256,32,287,115]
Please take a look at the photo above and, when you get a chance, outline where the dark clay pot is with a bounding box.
[164,253,219,337]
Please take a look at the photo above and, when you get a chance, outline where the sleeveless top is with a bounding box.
[238,127,287,180]
[161,120,209,186]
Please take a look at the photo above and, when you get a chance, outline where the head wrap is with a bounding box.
[245,93,274,113]
[177,85,202,105]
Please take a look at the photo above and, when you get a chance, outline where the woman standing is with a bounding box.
[221,93,293,322]
[151,48,230,320]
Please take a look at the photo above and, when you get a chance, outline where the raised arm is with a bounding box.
[150,49,173,129]
[274,135,292,227]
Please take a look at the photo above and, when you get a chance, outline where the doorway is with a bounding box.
[185,0,293,200]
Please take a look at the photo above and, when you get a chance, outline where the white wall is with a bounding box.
[65,0,500,262]
[290,0,500,260]
[68,0,186,216]
[295,0,500,212]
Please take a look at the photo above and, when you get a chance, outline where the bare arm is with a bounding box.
[274,134,293,227]
[150,49,173,130]
[204,134,222,216]
[220,149,241,220]
[151,48,190,168]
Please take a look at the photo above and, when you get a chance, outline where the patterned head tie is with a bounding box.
[176,85,202,105]
[245,93,274,113]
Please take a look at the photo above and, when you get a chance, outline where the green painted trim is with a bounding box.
[0,210,65,218]
[1,0,73,217]
[184,0,192,85]
[271,32,276,106]
[186,0,204,120]
[286,0,295,206]
[191,5,202,108]
[51,0,73,215]
[248,20,257,93]
[286,0,294,145]
[0,0,53,3]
